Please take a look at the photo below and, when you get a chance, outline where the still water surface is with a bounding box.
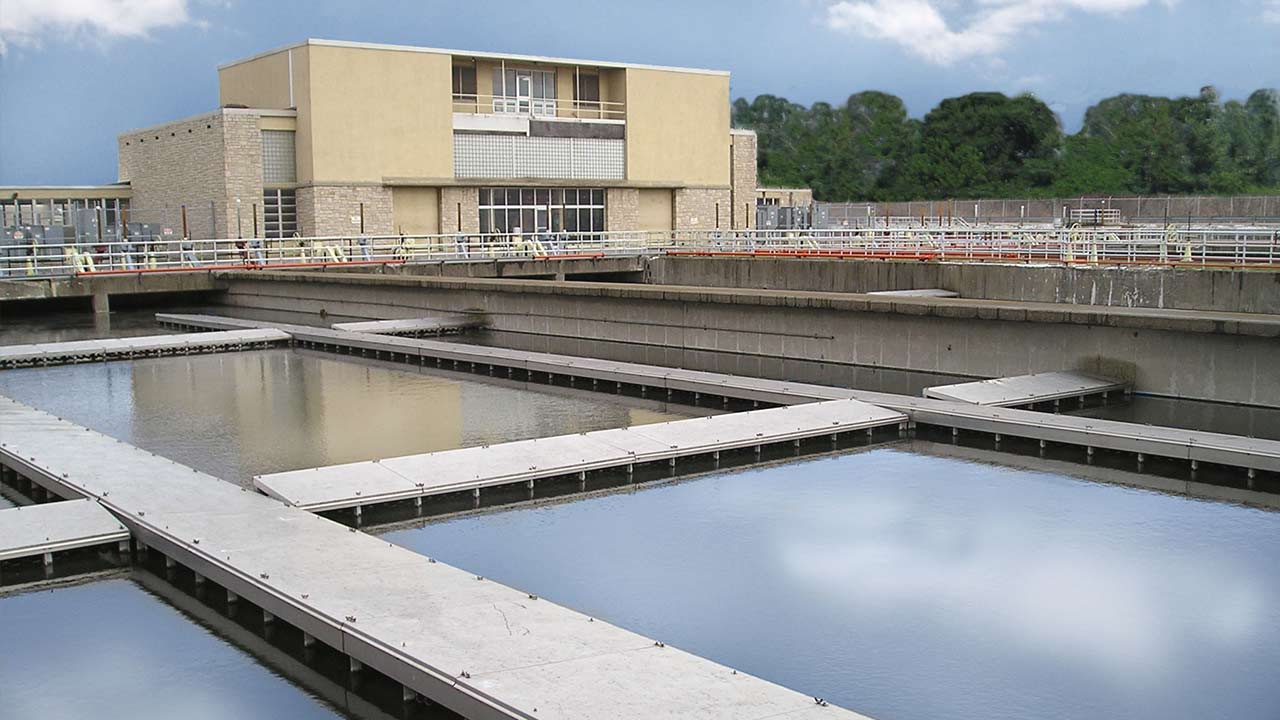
[2,324,1277,720]
[388,446,1280,720]
[0,577,347,720]
[0,349,692,486]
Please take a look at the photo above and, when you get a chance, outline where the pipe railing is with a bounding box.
[450,93,626,121]
[2,226,1278,279]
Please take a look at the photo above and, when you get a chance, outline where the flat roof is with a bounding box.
[0,184,131,198]
[119,107,296,139]
[219,38,730,77]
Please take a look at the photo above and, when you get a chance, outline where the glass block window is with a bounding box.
[261,130,296,185]
[479,186,606,236]
[263,188,297,239]
[454,135,623,180]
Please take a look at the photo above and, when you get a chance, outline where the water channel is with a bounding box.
[1,309,1277,720]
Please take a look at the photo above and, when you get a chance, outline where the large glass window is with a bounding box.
[490,68,556,116]
[263,189,297,239]
[478,186,606,237]
[574,72,600,110]
[452,65,477,100]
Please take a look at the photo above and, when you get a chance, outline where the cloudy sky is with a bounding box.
[1,0,1277,184]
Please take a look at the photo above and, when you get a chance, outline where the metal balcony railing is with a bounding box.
[451,93,625,121]
[3,226,1278,280]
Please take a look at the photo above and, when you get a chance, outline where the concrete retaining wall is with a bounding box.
[217,272,1280,408]
[647,256,1280,314]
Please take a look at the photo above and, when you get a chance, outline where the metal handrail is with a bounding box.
[3,227,1278,279]
[450,93,625,121]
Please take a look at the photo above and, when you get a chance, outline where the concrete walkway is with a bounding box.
[0,394,871,720]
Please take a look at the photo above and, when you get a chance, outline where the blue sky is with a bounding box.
[1,0,1277,184]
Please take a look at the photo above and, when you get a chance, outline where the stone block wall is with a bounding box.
[118,111,230,239]
[606,188,639,233]
[117,109,267,239]
[730,130,758,229]
[220,112,264,239]
[297,185,394,237]
[439,187,480,234]
[673,187,731,231]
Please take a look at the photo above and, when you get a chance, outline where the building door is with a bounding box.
[515,72,532,114]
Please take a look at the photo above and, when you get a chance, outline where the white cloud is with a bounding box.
[776,482,1268,681]
[825,0,1167,65]
[1264,0,1280,23]
[0,0,192,53]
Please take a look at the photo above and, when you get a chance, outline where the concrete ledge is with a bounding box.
[216,270,1280,338]
[0,272,226,302]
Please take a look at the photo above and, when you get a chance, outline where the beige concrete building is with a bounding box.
[116,39,767,240]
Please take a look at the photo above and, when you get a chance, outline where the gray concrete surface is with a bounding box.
[210,272,1280,408]
[924,371,1129,407]
[647,256,1280,314]
[157,314,1280,475]
[0,329,291,368]
[0,498,129,563]
[0,272,225,303]
[330,314,484,335]
[256,399,905,511]
[0,394,874,720]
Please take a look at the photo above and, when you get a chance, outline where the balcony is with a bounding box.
[451,93,625,123]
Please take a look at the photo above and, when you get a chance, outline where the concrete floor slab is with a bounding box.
[924,371,1129,407]
[0,498,129,562]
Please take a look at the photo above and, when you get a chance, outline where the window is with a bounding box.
[452,65,477,100]
[261,131,296,185]
[574,73,600,105]
[478,186,606,238]
[490,68,556,116]
[263,189,297,239]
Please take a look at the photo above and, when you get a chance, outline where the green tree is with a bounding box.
[905,92,1061,197]
[1220,89,1280,188]
[731,87,1280,201]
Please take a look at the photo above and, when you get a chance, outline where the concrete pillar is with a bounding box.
[91,291,110,315]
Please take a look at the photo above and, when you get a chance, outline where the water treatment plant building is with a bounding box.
[113,38,761,241]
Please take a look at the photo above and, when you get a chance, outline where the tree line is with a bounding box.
[732,87,1280,202]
